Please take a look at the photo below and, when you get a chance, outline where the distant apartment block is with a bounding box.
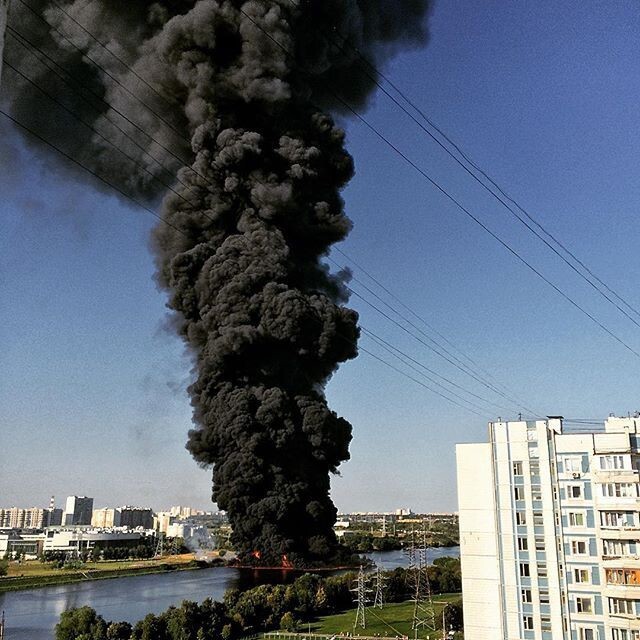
[0,507,46,529]
[457,415,640,640]
[63,496,94,526]
[91,508,119,528]
[117,506,154,530]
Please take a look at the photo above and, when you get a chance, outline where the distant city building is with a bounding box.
[457,414,640,640]
[0,528,153,560]
[63,496,94,526]
[0,507,46,529]
[91,508,119,528]
[45,508,63,527]
[170,506,193,519]
[155,512,175,534]
[117,507,153,530]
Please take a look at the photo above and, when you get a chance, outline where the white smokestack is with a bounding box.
[0,0,8,92]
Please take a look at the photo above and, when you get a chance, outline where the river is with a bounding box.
[0,547,459,640]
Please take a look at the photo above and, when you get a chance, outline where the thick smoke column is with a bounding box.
[5,0,430,565]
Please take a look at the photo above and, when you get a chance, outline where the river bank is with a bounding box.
[0,547,460,640]
[0,554,205,594]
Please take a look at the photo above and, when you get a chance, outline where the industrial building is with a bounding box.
[457,415,640,640]
[0,528,152,559]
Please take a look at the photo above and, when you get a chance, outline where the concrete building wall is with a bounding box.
[456,442,503,640]
[458,416,640,640]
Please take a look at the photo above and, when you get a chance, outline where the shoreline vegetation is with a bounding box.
[53,560,463,640]
[0,541,460,593]
[0,554,205,593]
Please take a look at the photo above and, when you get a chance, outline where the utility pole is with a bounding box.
[0,610,5,640]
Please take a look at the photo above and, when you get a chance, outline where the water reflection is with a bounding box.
[0,547,459,640]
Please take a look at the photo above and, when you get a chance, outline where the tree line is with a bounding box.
[55,558,462,640]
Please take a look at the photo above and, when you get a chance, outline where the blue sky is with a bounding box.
[3,0,640,512]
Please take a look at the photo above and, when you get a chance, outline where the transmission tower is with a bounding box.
[407,526,436,631]
[154,533,164,558]
[373,564,386,609]
[351,566,371,630]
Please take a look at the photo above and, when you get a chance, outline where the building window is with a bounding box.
[520,562,530,577]
[569,512,585,527]
[567,484,582,498]
[603,539,630,557]
[523,616,534,630]
[513,461,523,475]
[533,511,544,525]
[530,460,540,474]
[612,629,640,640]
[571,540,588,555]
[576,597,593,613]
[514,486,525,501]
[518,537,528,551]
[531,485,543,501]
[579,629,595,640]
[521,588,532,603]
[601,483,637,498]
[535,536,545,551]
[541,616,552,632]
[516,512,527,525]
[609,598,635,615]
[574,568,590,583]
[604,568,640,585]
[538,562,548,578]
[601,511,630,527]
[565,456,582,473]
[600,455,626,470]
[540,589,550,604]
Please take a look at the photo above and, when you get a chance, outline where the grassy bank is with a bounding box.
[0,554,203,593]
[299,595,462,639]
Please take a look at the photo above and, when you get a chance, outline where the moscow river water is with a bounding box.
[0,547,459,640]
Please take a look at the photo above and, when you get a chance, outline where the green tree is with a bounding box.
[444,599,463,631]
[280,612,298,632]
[0,559,8,577]
[55,607,107,640]
[106,621,132,640]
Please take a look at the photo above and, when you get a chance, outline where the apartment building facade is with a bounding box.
[457,415,640,640]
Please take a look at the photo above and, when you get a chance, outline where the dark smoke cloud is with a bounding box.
[5,0,430,564]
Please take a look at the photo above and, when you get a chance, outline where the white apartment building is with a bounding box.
[457,415,640,640]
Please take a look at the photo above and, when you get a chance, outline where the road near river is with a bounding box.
[0,547,459,640]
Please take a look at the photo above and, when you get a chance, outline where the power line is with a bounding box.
[7,24,198,196]
[3,59,197,211]
[46,0,184,116]
[0,111,489,418]
[287,0,640,330]
[362,328,515,415]
[10,2,539,410]
[241,5,640,361]
[357,344,485,417]
[329,256,533,412]
[0,108,188,239]
[14,0,187,144]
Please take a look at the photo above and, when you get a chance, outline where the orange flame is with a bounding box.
[251,550,262,560]
[281,554,294,568]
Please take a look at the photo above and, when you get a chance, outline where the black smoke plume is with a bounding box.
[5,1,430,565]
